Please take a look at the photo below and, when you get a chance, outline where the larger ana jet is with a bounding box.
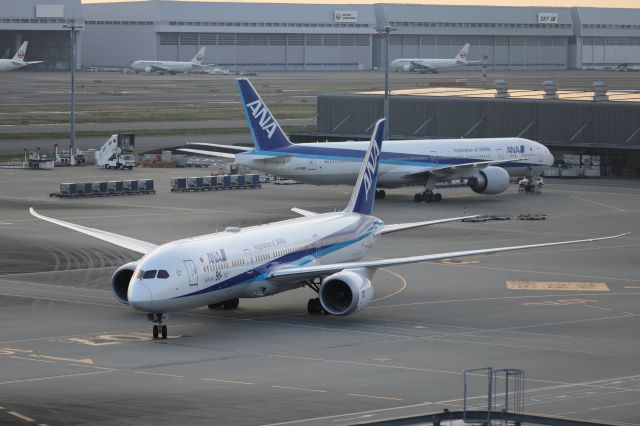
[31,119,625,339]
[130,47,208,74]
[182,78,553,203]
[0,42,43,72]
[390,43,481,74]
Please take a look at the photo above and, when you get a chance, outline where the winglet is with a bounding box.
[344,118,385,216]
[236,78,292,150]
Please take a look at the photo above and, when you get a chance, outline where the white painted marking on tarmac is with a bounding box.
[67,364,115,371]
[202,378,255,385]
[372,268,407,302]
[8,355,54,363]
[582,304,612,311]
[332,414,376,422]
[347,393,403,401]
[7,411,35,422]
[272,385,326,393]
[0,370,110,385]
[31,355,94,364]
[134,371,183,378]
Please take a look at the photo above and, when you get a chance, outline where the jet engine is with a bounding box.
[319,270,373,316]
[402,64,413,72]
[111,261,137,304]
[468,166,510,195]
[144,66,153,73]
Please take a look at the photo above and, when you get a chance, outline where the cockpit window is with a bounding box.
[157,270,170,279]
[142,270,157,279]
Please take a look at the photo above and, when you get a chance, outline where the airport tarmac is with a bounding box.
[0,166,639,425]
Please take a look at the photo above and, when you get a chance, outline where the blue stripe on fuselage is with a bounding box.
[174,216,379,299]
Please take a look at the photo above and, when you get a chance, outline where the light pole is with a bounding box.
[378,25,396,140]
[63,23,83,157]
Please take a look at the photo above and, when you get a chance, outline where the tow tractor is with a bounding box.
[95,133,137,170]
[518,176,544,194]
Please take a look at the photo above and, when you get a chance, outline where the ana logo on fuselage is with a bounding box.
[246,99,277,139]
[507,145,526,154]
[362,141,380,201]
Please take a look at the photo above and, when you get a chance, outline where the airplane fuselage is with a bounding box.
[0,59,28,72]
[390,58,465,72]
[235,138,553,188]
[128,212,381,313]
[130,60,198,73]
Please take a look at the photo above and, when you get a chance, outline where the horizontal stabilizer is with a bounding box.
[377,215,477,235]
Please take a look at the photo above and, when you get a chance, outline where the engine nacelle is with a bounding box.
[402,64,413,72]
[111,261,137,304]
[468,166,510,195]
[144,66,153,73]
[319,270,373,316]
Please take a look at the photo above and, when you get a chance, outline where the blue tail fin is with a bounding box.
[236,78,292,150]
[344,118,385,216]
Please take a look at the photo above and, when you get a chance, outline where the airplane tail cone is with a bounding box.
[237,78,292,150]
[344,118,385,216]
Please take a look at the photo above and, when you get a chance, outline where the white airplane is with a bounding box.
[0,42,43,72]
[31,119,626,339]
[181,78,554,203]
[390,44,480,73]
[130,47,208,74]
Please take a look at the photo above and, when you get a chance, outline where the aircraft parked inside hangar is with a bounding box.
[181,78,554,203]
[389,43,481,73]
[130,47,209,74]
[0,42,43,72]
[31,119,625,339]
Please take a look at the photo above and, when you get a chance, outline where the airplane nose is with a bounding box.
[128,282,153,311]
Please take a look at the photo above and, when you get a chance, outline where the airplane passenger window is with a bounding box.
[158,270,170,279]
[143,270,157,279]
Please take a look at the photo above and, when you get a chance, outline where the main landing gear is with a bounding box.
[207,298,240,310]
[148,313,168,340]
[305,278,325,315]
[375,189,386,200]
[414,190,442,203]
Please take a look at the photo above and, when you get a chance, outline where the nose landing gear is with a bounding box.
[414,190,442,203]
[148,313,168,340]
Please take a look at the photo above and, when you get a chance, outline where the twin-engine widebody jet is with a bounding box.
[0,42,43,72]
[389,43,481,73]
[31,119,625,339]
[130,47,208,74]
[182,78,554,203]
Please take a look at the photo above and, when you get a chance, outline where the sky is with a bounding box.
[80,0,640,8]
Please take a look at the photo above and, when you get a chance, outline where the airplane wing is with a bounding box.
[179,148,237,159]
[147,64,172,73]
[268,233,628,283]
[291,208,318,217]
[30,208,158,255]
[410,61,434,72]
[25,61,44,65]
[377,215,477,236]
[178,143,252,159]
[411,158,526,178]
[186,143,252,152]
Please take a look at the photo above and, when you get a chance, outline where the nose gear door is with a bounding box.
[184,260,198,286]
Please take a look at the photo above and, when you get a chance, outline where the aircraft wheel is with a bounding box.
[434,193,442,202]
[414,193,424,203]
[307,298,323,315]
[161,325,167,340]
[152,325,159,340]
[424,193,434,203]
[375,190,386,200]
[222,298,240,310]
[208,303,222,309]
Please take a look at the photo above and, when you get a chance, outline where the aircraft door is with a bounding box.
[243,249,254,274]
[309,158,317,171]
[184,260,198,286]
[313,234,320,259]
[497,148,504,160]
[430,150,438,165]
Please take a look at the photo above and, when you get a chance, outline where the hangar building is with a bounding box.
[0,0,83,71]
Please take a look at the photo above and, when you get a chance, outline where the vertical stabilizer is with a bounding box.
[344,119,385,216]
[236,78,292,150]
[454,43,470,62]
[12,41,28,62]
[191,47,206,65]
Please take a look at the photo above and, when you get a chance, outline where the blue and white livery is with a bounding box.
[182,78,554,203]
[30,119,625,339]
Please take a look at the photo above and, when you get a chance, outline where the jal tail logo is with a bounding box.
[246,99,277,139]
[196,55,203,62]
[17,50,25,60]
[362,139,381,201]
[459,51,467,59]
[507,145,526,154]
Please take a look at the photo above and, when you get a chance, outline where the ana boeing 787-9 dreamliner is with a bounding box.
[31,119,625,339]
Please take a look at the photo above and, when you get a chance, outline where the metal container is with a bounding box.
[187,176,203,190]
[77,182,93,195]
[203,175,217,189]
[246,174,260,187]
[230,174,245,187]
[92,181,108,194]
[220,174,231,188]
[139,179,154,191]
[60,183,77,195]
[108,180,124,193]
[171,177,186,190]
[123,180,139,192]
